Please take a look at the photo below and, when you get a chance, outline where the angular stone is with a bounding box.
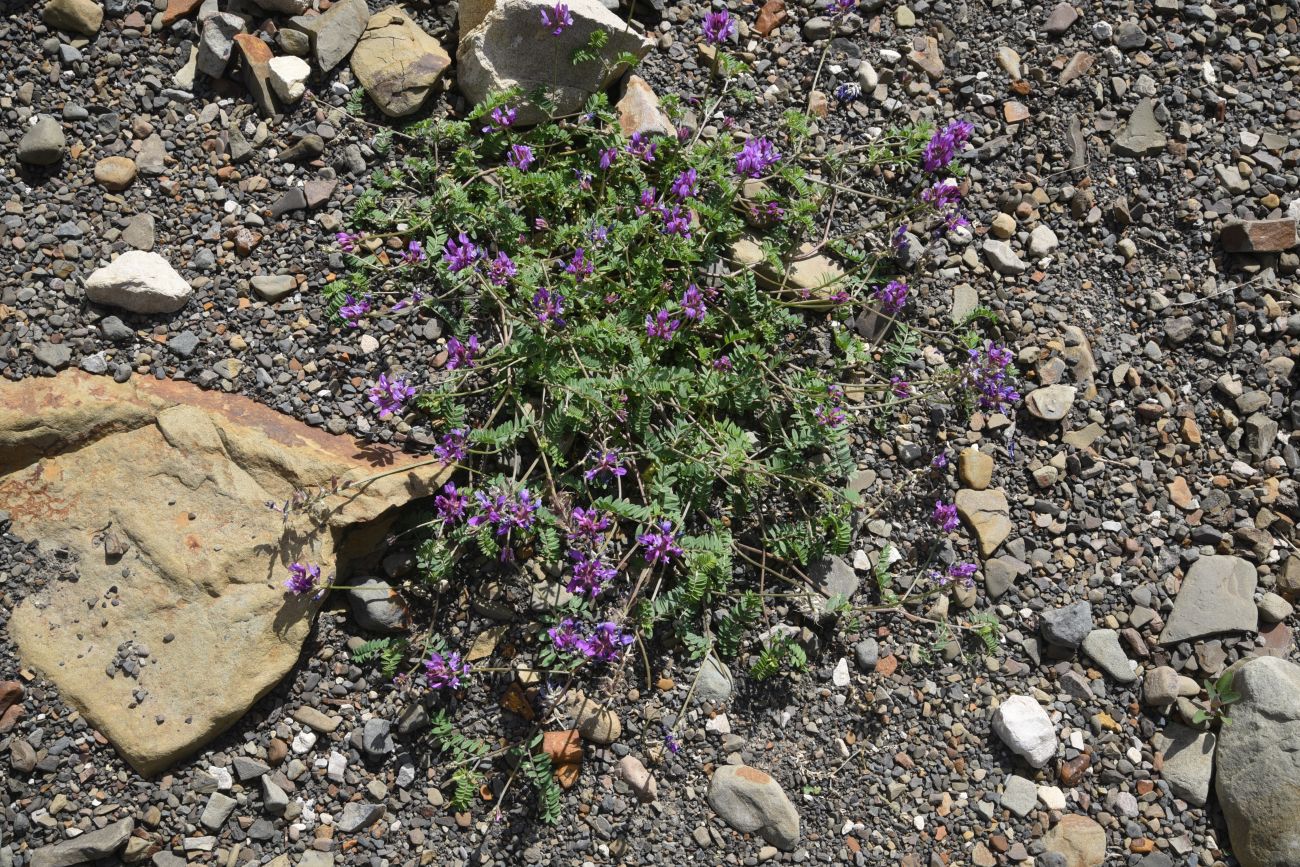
[695,654,733,704]
[1044,1,1077,35]
[707,765,800,851]
[122,214,156,251]
[616,75,673,138]
[569,691,622,744]
[1215,657,1300,867]
[1221,219,1297,253]
[755,0,787,36]
[1154,723,1214,807]
[1000,774,1037,817]
[29,818,132,867]
[347,578,409,633]
[617,755,656,802]
[338,801,385,833]
[162,0,201,26]
[1042,814,1106,867]
[201,792,237,830]
[18,116,66,166]
[1041,600,1092,649]
[137,134,168,175]
[197,12,243,78]
[43,0,103,35]
[958,448,994,490]
[458,0,652,126]
[992,694,1055,767]
[351,6,451,118]
[94,156,137,191]
[1142,666,1180,706]
[2,374,449,775]
[233,33,277,118]
[1113,98,1166,157]
[289,0,370,73]
[955,488,1012,556]
[85,251,192,315]
[804,555,859,620]
[268,55,311,105]
[1159,555,1258,645]
[983,239,1027,275]
[1081,628,1136,683]
[251,275,297,302]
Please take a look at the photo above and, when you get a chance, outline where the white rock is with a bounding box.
[1028,224,1059,257]
[831,657,850,688]
[327,750,347,782]
[617,755,657,802]
[1037,785,1067,810]
[85,250,193,314]
[291,731,316,754]
[268,55,311,104]
[992,694,1056,768]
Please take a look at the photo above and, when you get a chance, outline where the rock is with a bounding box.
[570,692,622,744]
[1044,1,1077,35]
[267,56,311,104]
[137,134,168,175]
[1026,384,1076,421]
[251,275,297,302]
[954,488,1012,556]
[1041,600,1092,649]
[337,801,385,833]
[1215,657,1300,867]
[201,792,237,830]
[197,12,243,78]
[122,214,156,251]
[958,448,994,490]
[18,116,66,166]
[695,654,734,704]
[233,33,278,118]
[94,156,137,191]
[1244,413,1278,461]
[982,239,1027,275]
[292,706,343,733]
[361,718,394,760]
[279,135,325,163]
[755,0,787,36]
[1113,98,1167,157]
[254,0,309,12]
[458,0,652,125]
[162,0,201,25]
[1001,774,1038,817]
[617,755,656,802]
[1258,592,1293,624]
[1081,629,1135,683]
[616,75,673,138]
[3,374,449,775]
[707,765,800,851]
[1221,219,1297,253]
[347,578,409,633]
[233,757,269,780]
[29,818,133,867]
[262,776,289,814]
[805,555,859,620]
[84,251,192,315]
[1028,224,1060,257]
[351,6,451,117]
[1042,814,1106,867]
[1159,555,1258,644]
[992,694,1055,767]
[1143,666,1181,706]
[1155,723,1215,807]
[34,343,72,370]
[854,638,879,671]
[289,0,370,73]
[42,0,103,35]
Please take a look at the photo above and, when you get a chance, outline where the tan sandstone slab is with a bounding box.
[2,373,450,775]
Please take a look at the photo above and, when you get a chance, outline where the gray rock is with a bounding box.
[169,331,200,359]
[1027,224,1059,257]
[854,638,879,671]
[982,239,1027,275]
[347,578,408,633]
[136,134,167,175]
[100,316,134,342]
[1041,601,1092,649]
[200,792,237,830]
[361,718,394,760]
[1142,666,1181,706]
[805,555,859,620]
[1081,629,1136,683]
[1113,98,1167,157]
[251,275,297,301]
[1215,657,1300,867]
[707,765,800,851]
[337,801,385,833]
[1244,413,1278,460]
[1155,723,1215,807]
[1258,592,1294,624]
[1025,384,1077,422]
[293,0,370,73]
[233,756,269,780]
[85,251,193,315]
[10,739,37,774]
[694,654,733,704]
[350,6,450,117]
[18,116,66,166]
[1001,774,1037,817]
[1159,555,1258,644]
[197,12,242,78]
[122,214,156,251]
[34,343,72,370]
[29,818,133,867]
[261,776,289,815]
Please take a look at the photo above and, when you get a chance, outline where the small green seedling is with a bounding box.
[1192,670,1241,726]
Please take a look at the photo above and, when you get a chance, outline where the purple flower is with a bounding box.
[532,287,566,326]
[658,204,692,238]
[874,279,909,315]
[392,290,425,312]
[565,248,593,281]
[676,125,693,143]
[831,0,857,16]
[482,105,517,133]
[680,284,706,321]
[701,9,735,44]
[921,179,962,211]
[566,550,618,597]
[931,452,949,469]
[735,137,782,178]
[583,450,628,483]
[599,147,618,170]
[962,342,1020,411]
[588,225,608,244]
[487,251,517,286]
[548,618,584,653]
[921,119,974,173]
[637,520,683,565]
[834,82,861,104]
[932,500,959,533]
[891,224,910,253]
[336,231,361,252]
[443,232,480,272]
[890,376,912,398]
[578,622,634,663]
[568,506,612,547]
[636,186,658,216]
[446,335,481,370]
[712,355,733,371]
[507,144,535,171]
[435,482,468,524]
[663,726,681,754]
[368,374,416,418]
[626,132,657,163]
[468,487,538,536]
[424,651,471,690]
[814,402,846,427]
[402,240,426,265]
[338,294,370,328]
[285,562,320,595]
[434,428,468,462]
[645,309,681,341]
[574,169,594,190]
[670,168,699,200]
[945,562,978,588]
[539,1,573,34]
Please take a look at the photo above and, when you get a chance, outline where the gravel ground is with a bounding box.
[2,0,1299,865]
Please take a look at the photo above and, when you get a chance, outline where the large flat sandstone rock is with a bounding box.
[2,373,449,775]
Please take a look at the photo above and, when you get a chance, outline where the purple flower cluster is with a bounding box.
[583,450,628,483]
[735,137,781,178]
[336,231,363,252]
[338,294,370,328]
[890,376,912,398]
[637,520,683,565]
[433,428,468,462]
[539,1,573,35]
[931,500,959,533]
[814,384,847,428]
[963,342,1019,411]
[626,132,658,163]
[482,105,517,133]
[443,232,481,272]
[920,179,968,234]
[507,144,535,171]
[548,618,634,663]
[468,487,539,537]
[746,200,785,225]
[891,224,910,254]
[645,309,681,341]
[424,650,471,690]
[285,562,320,595]
[670,168,699,199]
[599,147,618,170]
[680,284,706,321]
[532,287,566,326]
[446,335,481,370]
[487,251,517,286]
[701,9,735,44]
[565,248,593,281]
[658,204,692,238]
[834,83,861,104]
[874,279,909,315]
[368,374,416,418]
[435,482,468,524]
[567,549,618,597]
[921,119,974,173]
[402,240,426,264]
